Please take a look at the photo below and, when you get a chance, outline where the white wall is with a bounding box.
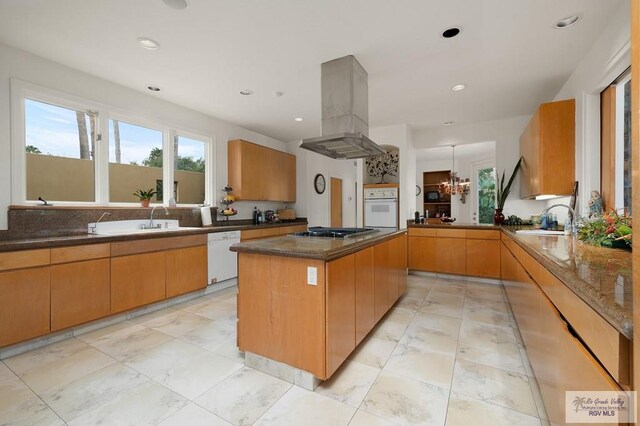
[549,1,630,222]
[0,43,291,230]
[365,124,417,228]
[413,116,541,219]
[293,146,358,228]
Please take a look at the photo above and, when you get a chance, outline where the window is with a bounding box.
[474,165,496,224]
[173,135,206,204]
[601,69,632,214]
[24,98,96,202]
[12,80,215,207]
[108,119,164,203]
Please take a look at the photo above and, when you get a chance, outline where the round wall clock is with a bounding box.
[314,174,326,194]
[416,185,422,196]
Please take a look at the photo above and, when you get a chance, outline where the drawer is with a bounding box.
[408,228,437,237]
[51,243,110,264]
[435,229,466,239]
[466,229,500,240]
[0,249,50,271]
[561,285,630,385]
[111,234,206,256]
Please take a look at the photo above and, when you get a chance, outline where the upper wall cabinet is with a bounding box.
[519,99,575,199]
[228,139,296,202]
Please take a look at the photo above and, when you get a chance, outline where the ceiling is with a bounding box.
[0,0,623,142]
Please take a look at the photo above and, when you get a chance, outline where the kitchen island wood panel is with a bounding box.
[326,254,355,377]
[237,253,326,378]
[355,247,375,344]
[234,230,406,380]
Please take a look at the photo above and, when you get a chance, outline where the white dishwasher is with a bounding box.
[207,231,241,284]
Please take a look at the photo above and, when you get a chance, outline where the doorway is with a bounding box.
[331,177,343,227]
[472,161,496,224]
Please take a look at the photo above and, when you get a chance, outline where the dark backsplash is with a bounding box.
[2,206,218,239]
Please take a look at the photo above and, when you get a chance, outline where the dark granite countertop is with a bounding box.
[502,228,632,340]
[408,222,501,230]
[230,228,406,261]
[0,220,308,252]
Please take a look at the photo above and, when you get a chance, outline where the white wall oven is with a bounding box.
[364,187,398,228]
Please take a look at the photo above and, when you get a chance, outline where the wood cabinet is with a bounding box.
[398,233,408,295]
[465,230,501,278]
[388,236,400,306]
[166,245,207,298]
[408,227,500,279]
[373,240,390,322]
[0,249,52,348]
[422,170,451,217]
[354,247,375,345]
[519,99,575,199]
[228,139,296,202]
[237,232,406,380]
[501,240,623,425]
[111,251,166,314]
[50,244,110,331]
[326,254,356,377]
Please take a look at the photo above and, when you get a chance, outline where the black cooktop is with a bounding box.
[294,227,377,239]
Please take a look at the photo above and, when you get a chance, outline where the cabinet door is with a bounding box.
[466,239,500,278]
[51,259,110,331]
[398,234,408,296]
[166,245,207,298]
[373,241,390,323]
[408,236,437,272]
[326,254,356,377]
[388,237,400,307]
[436,238,466,275]
[111,251,166,313]
[0,267,50,347]
[355,247,375,345]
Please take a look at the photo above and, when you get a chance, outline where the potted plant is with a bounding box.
[133,188,157,207]
[495,156,523,225]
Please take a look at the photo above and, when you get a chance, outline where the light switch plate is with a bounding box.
[307,267,317,285]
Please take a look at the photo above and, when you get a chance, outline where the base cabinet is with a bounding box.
[501,241,622,426]
[166,245,207,298]
[355,247,375,344]
[0,267,50,347]
[51,259,110,331]
[408,236,437,271]
[326,255,356,377]
[111,251,166,314]
[373,241,390,323]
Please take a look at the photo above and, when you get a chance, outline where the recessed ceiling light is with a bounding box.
[240,89,253,96]
[441,27,461,39]
[555,15,580,29]
[294,117,304,122]
[444,121,454,126]
[451,84,466,91]
[162,0,188,10]
[273,91,284,97]
[137,37,160,50]
[147,86,161,92]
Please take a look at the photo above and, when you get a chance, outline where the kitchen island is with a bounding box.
[230,228,407,384]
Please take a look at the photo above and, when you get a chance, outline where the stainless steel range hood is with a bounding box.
[300,55,386,159]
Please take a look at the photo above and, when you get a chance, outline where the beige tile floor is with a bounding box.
[0,274,550,426]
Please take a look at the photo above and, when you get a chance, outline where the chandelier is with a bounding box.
[438,145,470,197]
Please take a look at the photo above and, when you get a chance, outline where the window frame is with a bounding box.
[614,71,631,211]
[11,79,216,207]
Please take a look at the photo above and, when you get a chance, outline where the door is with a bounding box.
[472,160,496,224]
[331,177,342,227]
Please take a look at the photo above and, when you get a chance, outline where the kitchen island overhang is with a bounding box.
[230,228,408,385]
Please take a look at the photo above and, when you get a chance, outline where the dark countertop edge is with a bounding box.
[230,229,408,262]
[0,220,308,252]
[502,228,633,340]
[407,222,502,230]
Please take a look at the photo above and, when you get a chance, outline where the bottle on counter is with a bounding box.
[253,206,259,225]
[257,209,263,224]
[414,211,420,223]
